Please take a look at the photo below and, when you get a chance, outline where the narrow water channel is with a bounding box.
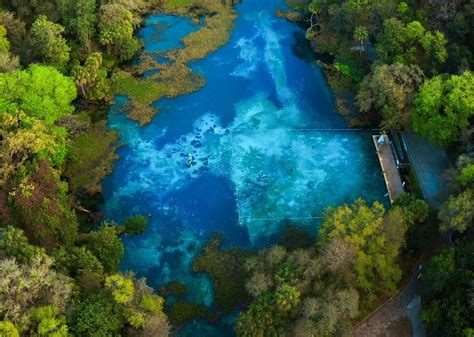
[102,1,388,335]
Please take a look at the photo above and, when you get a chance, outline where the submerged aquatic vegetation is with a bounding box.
[111,0,238,124]
[111,70,166,125]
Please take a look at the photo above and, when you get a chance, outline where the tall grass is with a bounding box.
[111,0,237,125]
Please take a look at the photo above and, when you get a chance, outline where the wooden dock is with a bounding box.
[373,135,404,204]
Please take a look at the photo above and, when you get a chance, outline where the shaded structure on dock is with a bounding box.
[372,134,404,204]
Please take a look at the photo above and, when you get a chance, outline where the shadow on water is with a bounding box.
[290,30,317,63]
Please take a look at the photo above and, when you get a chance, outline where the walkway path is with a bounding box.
[354,265,422,337]
[373,135,404,203]
[354,233,446,337]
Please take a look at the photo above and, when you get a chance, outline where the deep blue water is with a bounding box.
[102,1,388,335]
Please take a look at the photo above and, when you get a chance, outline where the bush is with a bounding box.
[160,280,187,297]
[192,234,251,311]
[123,215,148,236]
[168,302,211,325]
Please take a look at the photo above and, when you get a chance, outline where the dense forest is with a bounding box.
[0,0,473,336]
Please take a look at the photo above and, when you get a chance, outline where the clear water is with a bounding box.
[102,1,388,335]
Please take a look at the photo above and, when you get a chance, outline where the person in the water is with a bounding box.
[187,153,193,166]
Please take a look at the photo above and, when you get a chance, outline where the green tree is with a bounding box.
[353,26,368,48]
[0,254,72,332]
[412,71,474,146]
[0,24,19,72]
[320,199,403,305]
[376,19,447,73]
[0,64,76,183]
[9,160,78,250]
[30,15,70,69]
[458,164,474,187]
[235,292,287,337]
[393,193,430,226]
[30,305,68,337]
[69,294,123,337]
[86,224,124,273]
[375,18,407,63]
[439,189,474,233]
[105,274,135,305]
[0,64,76,124]
[52,246,104,292]
[357,63,424,128]
[72,0,97,51]
[274,284,300,312]
[421,244,474,337]
[0,321,19,337]
[98,4,140,61]
[122,214,148,236]
[0,226,41,263]
[72,52,110,100]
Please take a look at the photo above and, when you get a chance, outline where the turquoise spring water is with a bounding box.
[102,1,388,335]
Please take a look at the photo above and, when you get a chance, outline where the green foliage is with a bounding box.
[99,4,140,61]
[72,0,97,51]
[31,15,70,69]
[9,160,78,250]
[393,193,430,226]
[168,302,210,326]
[412,71,474,147]
[421,244,474,337]
[438,189,474,233]
[105,274,135,305]
[353,26,368,46]
[235,292,290,337]
[320,199,403,306]
[86,224,124,273]
[0,226,41,263]
[0,321,19,337]
[458,164,474,187]
[123,215,148,236]
[0,62,76,123]
[375,19,447,73]
[72,52,110,101]
[334,61,352,77]
[357,63,424,129]
[160,280,187,297]
[127,310,146,329]
[274,284,300,312]
[140,294,165,314]
[193,234,251,311]
[0,253,72,332]
[0,65,77,183]
[0,3,173,337]
[52,246,104,292]
[65,123,120,194]
[30,305,68,337]
[69,294,123,337]
[0,24,19,72]
[274,262,300,286]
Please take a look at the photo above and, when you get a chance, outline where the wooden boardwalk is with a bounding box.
[373,135,404,204]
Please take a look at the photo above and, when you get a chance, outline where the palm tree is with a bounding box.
[353,26,369,53]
